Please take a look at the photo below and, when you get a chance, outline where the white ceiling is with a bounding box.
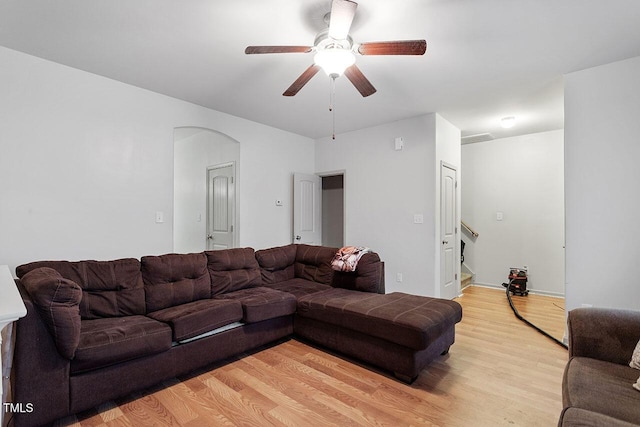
[1,0,640,140]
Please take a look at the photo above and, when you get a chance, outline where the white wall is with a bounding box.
[239,133,315,249]
[461,130,565,295]
[315,114,460,297]
[565,55,640,311]
[0,46,314,274]
[434,115,462,297]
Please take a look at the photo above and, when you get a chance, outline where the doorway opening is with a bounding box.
[321,174,344,248]
[293,172,345,247]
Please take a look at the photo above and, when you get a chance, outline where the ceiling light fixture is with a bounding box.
[314,47,356,78]
[500,116,516,129]
[313,43,357,140]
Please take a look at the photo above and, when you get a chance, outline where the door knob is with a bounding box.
[442,240,448,245]
[207,234,213,240]
[295,235,301,241]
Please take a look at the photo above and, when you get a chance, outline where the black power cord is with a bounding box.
[505,280,568,350]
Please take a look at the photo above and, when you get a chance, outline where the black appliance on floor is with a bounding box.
[503,267,528,296]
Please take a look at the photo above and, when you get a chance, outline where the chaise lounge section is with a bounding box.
[295,288,462,383]
[11,244,461,426]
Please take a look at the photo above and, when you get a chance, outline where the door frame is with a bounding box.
[206,161,238,249]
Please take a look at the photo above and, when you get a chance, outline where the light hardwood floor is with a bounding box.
[56,286,568,427]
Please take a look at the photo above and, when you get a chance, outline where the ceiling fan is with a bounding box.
[245,0,427,98]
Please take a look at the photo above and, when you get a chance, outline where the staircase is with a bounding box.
[461,272,473,289]
[460,220,478,290]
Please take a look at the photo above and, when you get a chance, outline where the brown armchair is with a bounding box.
[560,307,640,426]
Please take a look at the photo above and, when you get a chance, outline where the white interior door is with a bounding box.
[207,163,235,250]
[293,172,321,245]
[440,163,458,299]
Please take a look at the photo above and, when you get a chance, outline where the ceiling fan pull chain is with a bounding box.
[329,75,335,112]
[332,109,336,140]
[330,76,337,140]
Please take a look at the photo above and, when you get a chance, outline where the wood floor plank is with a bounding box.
[56,286,568,427]
[120,392,180,426]
[269,352,408,427]
[234,358,355,427]
[153,381,200,425]
[198,375,279,426]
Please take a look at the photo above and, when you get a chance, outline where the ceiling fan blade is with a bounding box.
[283,64,321,96]
[328,0,358,40]
[245,46,312,54]
[358,40,427,55]
[344,64,376,97]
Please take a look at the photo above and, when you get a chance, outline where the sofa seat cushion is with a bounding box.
[214,287,297,323]
[296,289,463,350]
[264,278,332,299]
[563,356,640,425]
[71,315,172,374]
[147,299,243,342]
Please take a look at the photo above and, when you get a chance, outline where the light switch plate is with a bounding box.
[155,211,164,223]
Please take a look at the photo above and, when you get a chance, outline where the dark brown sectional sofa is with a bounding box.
[11,244,462,427]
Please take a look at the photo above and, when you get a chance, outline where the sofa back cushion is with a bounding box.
[20,267,82,359]
[206,248,262,295]
[141,252,211,312]
[331,252,385,293]
[294,244,337,285]
[255,244,296,284]
[16,258,145,319]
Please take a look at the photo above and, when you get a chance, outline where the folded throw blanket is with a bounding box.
[331,246,370,272]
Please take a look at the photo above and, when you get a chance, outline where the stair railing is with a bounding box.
[461,220,479,238]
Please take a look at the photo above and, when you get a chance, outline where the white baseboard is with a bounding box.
[470,282,565,298]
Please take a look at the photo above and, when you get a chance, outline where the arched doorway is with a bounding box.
[173,127,240,252]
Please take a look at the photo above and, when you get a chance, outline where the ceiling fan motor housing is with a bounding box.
[314,29,353,51]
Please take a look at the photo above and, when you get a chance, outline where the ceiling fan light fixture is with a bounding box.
[500,116,516,129]
[314,48,356,77]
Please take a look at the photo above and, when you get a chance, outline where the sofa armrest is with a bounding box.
[568,307,640,365]
[559,407,640,427]
[12,282,71,426]
[331,253,385,294]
